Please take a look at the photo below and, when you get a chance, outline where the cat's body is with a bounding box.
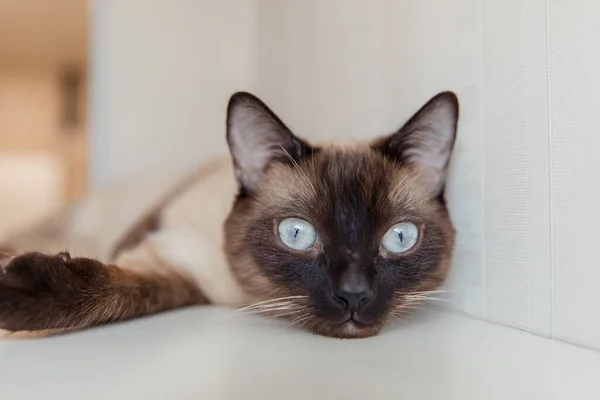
[0,91,458,338]
[4,157,251,306]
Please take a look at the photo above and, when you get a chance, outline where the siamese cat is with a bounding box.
[0,91,458,339]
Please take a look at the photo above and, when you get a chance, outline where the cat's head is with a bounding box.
[224,92,458,338]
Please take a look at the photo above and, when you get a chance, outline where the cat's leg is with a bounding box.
[0,246,205,334]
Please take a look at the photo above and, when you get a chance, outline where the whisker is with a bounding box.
[279,146,316,192]
[404,295,448,302]
[390,311,414,320]
[239,306,298,315]
[394,305,419,311]
[240,305,304,315]
[286,314,311,329]
[389,301,420,317]
[404,290,447,295]
[263,310,306,320]
[244,295,308,306]
[236,295,308,312]
[239,301,295,311]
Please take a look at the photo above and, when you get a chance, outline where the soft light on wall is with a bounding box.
[92,0,600,350]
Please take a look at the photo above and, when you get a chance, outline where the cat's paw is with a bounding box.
[0,252,107,331]
[0,251,73,290]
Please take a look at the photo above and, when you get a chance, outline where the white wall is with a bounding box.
[545,0,600,347]
[91,0,258,186]
[255,0,487,322]
[92,0,600,350]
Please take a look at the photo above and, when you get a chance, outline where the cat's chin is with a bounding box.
[307,319,383,339]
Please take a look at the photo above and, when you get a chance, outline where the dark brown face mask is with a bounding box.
[223,91,459,338]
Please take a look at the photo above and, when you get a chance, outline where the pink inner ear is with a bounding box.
[394,93,458,196]
[403,128,454,194]
[226,92,305,193]
[229,129,282,191]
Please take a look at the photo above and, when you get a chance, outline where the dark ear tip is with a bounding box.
[432,91,459,111]
[228,91,262,110]
[433,90,458,103]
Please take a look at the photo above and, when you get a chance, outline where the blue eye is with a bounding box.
[278,218,317,250]
[381,222,419,253]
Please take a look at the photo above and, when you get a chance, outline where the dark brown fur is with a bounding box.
[224,146,455,338]
[0,251,204,332]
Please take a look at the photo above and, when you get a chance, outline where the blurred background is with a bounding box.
[0,0,87,237]
[2,0,600,354]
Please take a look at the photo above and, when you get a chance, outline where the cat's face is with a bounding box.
[224,92,458,338]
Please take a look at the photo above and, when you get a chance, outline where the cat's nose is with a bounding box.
[333,269,374,312]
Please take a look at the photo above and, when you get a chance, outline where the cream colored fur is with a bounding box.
[4,157,253,307]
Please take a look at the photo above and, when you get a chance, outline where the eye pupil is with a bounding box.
[381,222,419,254]
[278,218,317,251]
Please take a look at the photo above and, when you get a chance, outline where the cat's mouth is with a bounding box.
[322,319,382,339]
[340,313,373,328]
[310,314,381,339]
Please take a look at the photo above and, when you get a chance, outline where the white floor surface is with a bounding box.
[1,306,599,399]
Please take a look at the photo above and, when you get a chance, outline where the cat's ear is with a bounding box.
[226,92,311,194]
[373,91,458,197]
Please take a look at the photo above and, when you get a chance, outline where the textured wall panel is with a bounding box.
[547,0,600,348]
[481,0,532,329]
[525,0,552,337]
